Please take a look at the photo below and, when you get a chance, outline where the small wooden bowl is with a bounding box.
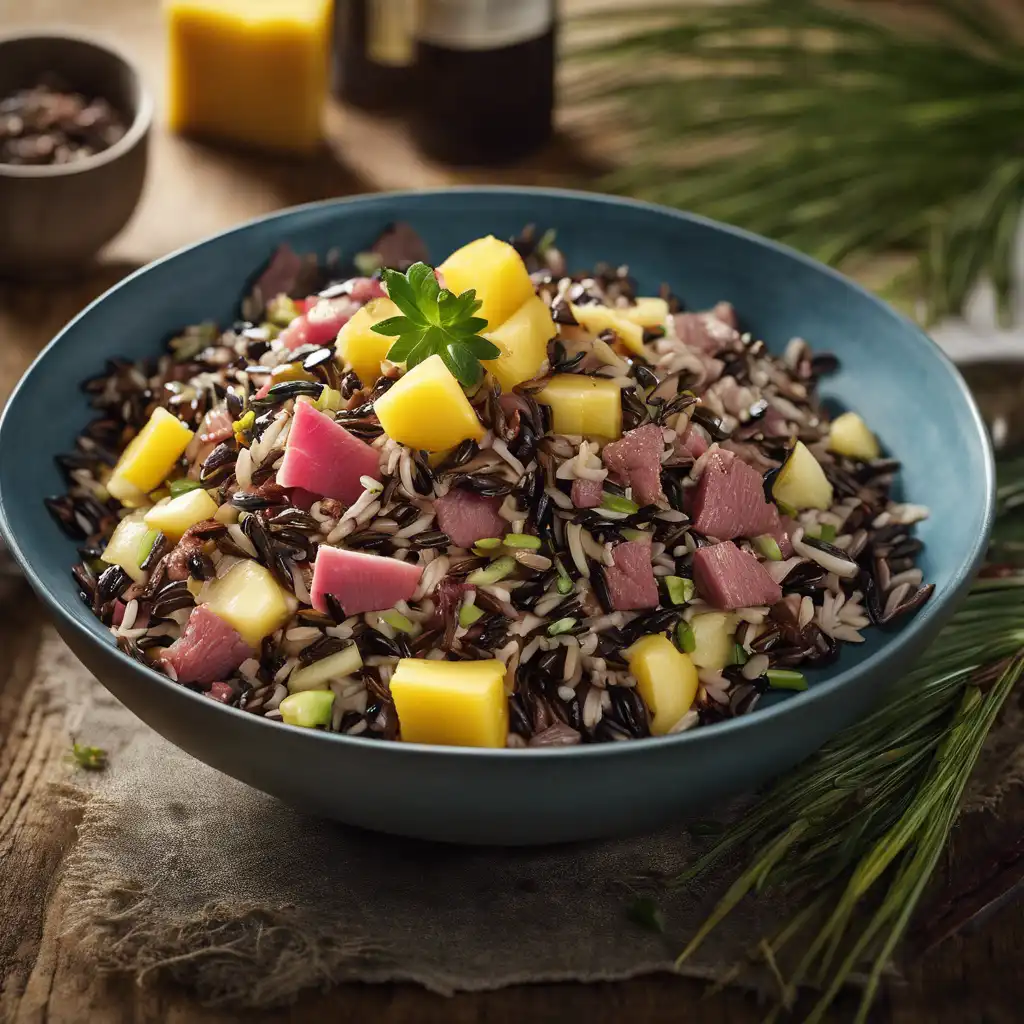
[0,31,153,279]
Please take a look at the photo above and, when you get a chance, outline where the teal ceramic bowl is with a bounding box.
[0,189,994,844]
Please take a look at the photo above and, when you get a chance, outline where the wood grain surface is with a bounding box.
[1,2,1023,1021]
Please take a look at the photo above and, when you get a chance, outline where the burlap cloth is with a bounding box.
[35,613,1023,1009]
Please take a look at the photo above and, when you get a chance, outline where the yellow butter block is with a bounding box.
[108,407,194,505]
[483,294,555,391]
[536,373,623,440]
[335,297,401,386]
[165,0,331,153]
[373,354,484,452]
[391,658,508,748]
[201,559,290,647]
[439,236,535,330]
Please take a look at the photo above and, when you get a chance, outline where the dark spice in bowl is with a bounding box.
[0,76,127,166]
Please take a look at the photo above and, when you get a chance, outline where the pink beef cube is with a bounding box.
[602,423,666,506]
[159,606,252,685]
[205,681,235,704]
[311,546,423,616]
[692,449,780,541]
[678,423,709,460]
[434,489,507,548]
[571,478,604,509]
[276,401,381,505]
[279,296,358,351]
[604,540,660,611]
[693,541,782,610]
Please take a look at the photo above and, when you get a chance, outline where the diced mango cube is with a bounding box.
[773,441,834,511]
[438,236,535,330]
[483,294,555,391]
[619,297,670,329]
[390,657,508,748]
[536,374,623,440]
[166,0,332,154]
[689,612,738,671]
[374,354,483,452]
[570,303,646,357]
[144,487,219,542]
[626,634,699,735]
[335,297,401,385]
[108,407,194,506]
[101,512,153,584]
[201,559,291,647]
[828,412,880,462]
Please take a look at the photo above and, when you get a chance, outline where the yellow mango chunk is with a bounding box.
[483,294,555,391]
[828,412,880,462]
[144,487,219,542]
[101,512,153,584]
[390,658,508,748]
[773,441,834,511]
[374,354,483,452]
[689,612,738,671]
[201,559,290,647]
[536,374,623,440]
[619,297,670,329]
[335,297,401,385]
[570,303,646,357]
[108,407,194,506]
[438,236,535,329]
[166,0,332,154]
[626,634,699,735]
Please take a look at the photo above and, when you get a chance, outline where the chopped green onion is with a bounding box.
[547,617,577,636]
[279,690,335,728]
[556,574,574,595]
[816,523,837,543]
[675,621,696,654]
[353,250,383,277]
[731,643,749,666]
[137,528,159,566]
[621,528,650,542]
[69,743,108,771]
[754,535,783,561]
[473,537,503,550]
[380,609,415,634]
[266,294,299,327]
[458,604,485,628]
[467,556,516,585]
[664,575,695,606]
[536,227,557,257]
[767,669,808,691]
[232,409,255,434]
[503,533,541,550]
[776,499,799,519]
[168,478,203,498]
[601,493,640,514]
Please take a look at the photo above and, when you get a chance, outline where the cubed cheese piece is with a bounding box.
[166,0,332,154]
[374,354,483,452]
[626,634,699,735]
[619,297,670,329]
[144,487,219,542]
[828,412,880,462]
[200,559,291,647]
[101,512,153,584]
[773,441,834,511]
[390,658,508,748]
[287,644,363,692]
[570,303,645,357]
[689,612,738,671]
[438,236,535,330]
[108,407,194,505]
[536,374,623,440]
[335,297,401,385]
[483,294,555,391]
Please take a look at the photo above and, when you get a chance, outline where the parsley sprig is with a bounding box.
[372,262,501,388]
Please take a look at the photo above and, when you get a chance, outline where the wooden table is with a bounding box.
[2,2,1024,1021]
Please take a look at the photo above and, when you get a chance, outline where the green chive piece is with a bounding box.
[776,499,799,519]
[70,742,108,771]
[627,896,666,934]
[601,493,640,514]
[232,409,255,434]
[279,690,335,728]
[474,537,503,550]
[266,294,300,327]
[621,528,650,542]
[354,251,383,277]
[767,669,808,691]
[536,227,557,257]
[731,643,749,666]
[556,575,574,595]
[676,621,696,654]
[137,528,159,566]
[754,535,783,561]
[467,556,517,585]
[665,575,695,606]
[817,523,837,543]
[380,610,415,634]
[458,604,485,628]
[503,533,541,550]
[168,478,203,498]
[547,617,578,636]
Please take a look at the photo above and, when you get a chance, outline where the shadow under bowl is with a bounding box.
[0,31,152,279]
[0,188,995,844]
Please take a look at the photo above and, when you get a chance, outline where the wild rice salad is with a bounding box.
[47,223,933,748]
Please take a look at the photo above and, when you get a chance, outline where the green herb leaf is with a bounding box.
[374,263,501,388]
[627,896,666,934]
[70,743,108,771]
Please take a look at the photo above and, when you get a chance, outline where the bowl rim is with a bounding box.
[0,27,154,179]
[0,185,996,761]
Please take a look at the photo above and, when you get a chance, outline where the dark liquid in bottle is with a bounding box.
[332,0,415,112]
[412,25,555,166]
